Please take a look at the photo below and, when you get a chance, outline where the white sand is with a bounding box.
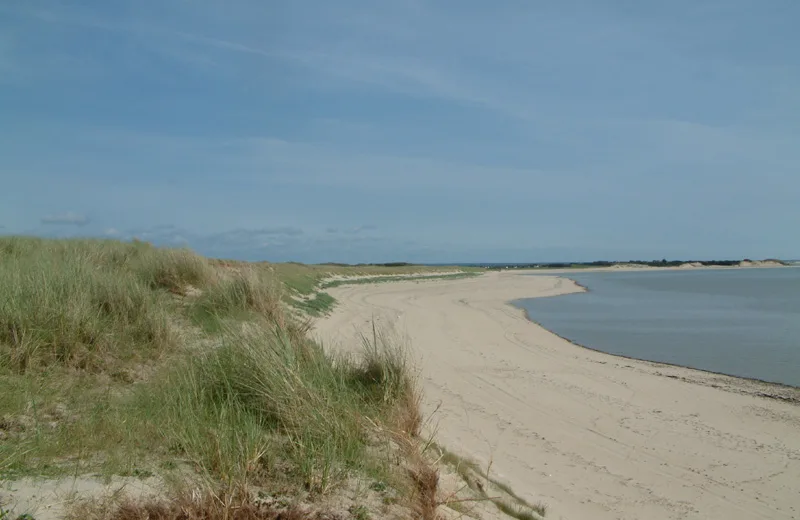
[0,476,162,519]
[314,271,800,520]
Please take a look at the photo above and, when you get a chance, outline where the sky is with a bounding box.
[1,1,798,263]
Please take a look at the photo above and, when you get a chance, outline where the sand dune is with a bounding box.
[314,271,800,520]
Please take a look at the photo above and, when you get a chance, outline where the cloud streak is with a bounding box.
[41,212,90,226]
[43,224,397,263]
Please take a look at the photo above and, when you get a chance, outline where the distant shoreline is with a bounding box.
[479,258,789,272]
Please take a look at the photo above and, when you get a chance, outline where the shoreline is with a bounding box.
[517,303,800,398]
[484,260,791,273]
[511,277,800,398]
[314,271,800,520]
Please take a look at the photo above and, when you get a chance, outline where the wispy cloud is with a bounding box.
[56,224,395,262]
[199,227,304,248]
[0,3,557,120]
[345,225,378,235]
[257,226,304,236]
[118,225,303,248]
[41,212,90,226]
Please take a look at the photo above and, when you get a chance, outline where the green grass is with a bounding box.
[0,324,413,491]
[292,291,336,317]
[269,262,477,295]
[0,237,188,373]
[132,325,413,492]
[349,504,372,520]
[189,269,282,331]
[283,269,479,317]
[0,370,146,478]
[321,271,479,289]
[0,237,432,517]
[1,505,36,520]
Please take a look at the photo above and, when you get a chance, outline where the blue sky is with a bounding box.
[1,1,798,263]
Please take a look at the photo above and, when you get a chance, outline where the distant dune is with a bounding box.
[738,259,786,267]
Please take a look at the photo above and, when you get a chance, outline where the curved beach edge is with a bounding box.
[315,270,800,520]
[509,277,800,403]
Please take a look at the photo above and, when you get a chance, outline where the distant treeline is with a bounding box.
[476,259,766,270]
[320,262,416,267]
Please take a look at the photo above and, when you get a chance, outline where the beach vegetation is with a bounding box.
[0,237,439,518]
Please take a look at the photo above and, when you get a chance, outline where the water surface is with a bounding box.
[514,268,800,387]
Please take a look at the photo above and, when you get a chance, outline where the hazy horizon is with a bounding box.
[2,1,799,263]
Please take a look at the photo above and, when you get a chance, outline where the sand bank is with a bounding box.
[314,271,800,520]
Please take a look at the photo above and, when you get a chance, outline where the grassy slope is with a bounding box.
[0,237,444,519]
[222,260,479,317]
[267,262,474,296]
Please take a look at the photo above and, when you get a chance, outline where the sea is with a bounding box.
[513,267,800,387]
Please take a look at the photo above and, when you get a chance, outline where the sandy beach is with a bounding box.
[314,270,800,520]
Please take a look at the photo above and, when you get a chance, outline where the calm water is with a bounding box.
[514,268,800,387]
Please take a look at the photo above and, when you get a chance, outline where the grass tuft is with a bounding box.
[0,238,177,372]
[495,500,547,520]
[130,246,216,294]
[134,323,418,493]
[190,269,283,331]
[291,292,336,317]
[432,444,548,519]
[67,488,312,520]
[353,324,415,409]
